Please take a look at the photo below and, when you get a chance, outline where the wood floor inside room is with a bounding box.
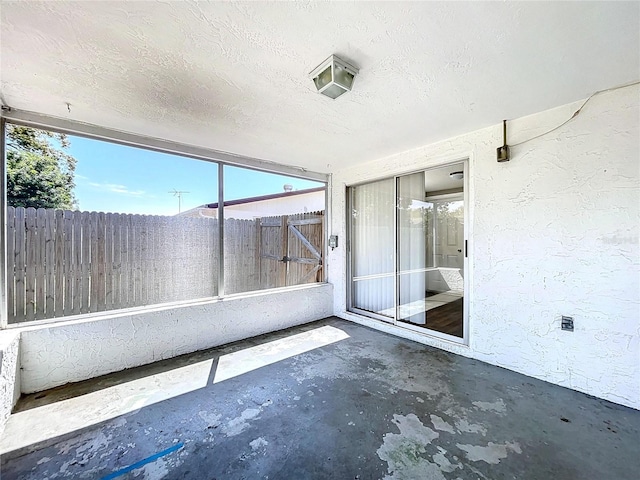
[401,297,464,338]
[425,297,463,337]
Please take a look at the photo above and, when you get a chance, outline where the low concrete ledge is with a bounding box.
[18,283,334,393]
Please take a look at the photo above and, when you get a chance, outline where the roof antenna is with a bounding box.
[497,120,510,162]
[169,189,190,213]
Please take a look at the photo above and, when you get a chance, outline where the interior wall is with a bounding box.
[328,84,640,409]
[18,283,333,393]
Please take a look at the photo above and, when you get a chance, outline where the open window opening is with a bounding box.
[1,122,326,325]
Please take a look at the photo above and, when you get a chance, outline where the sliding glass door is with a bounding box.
[349,162,467,342]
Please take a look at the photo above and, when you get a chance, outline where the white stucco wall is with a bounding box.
[182,190,326,220]
[225,190,325,220]
[0,331,20,434]
[18,283,333,393]
[329,85,640,409]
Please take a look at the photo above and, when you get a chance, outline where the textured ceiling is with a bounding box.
[1,1,638,174]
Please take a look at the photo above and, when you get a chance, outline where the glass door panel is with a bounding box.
[397,172,429,325]
[426,199,464,338]
[397,169,464,339]
[350,178,395,319]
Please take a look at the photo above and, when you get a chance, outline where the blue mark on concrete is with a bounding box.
[101,442,184,480]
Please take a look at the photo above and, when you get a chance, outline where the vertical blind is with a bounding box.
[350,178,395,316]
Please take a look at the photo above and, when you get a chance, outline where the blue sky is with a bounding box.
[68,135,324,216]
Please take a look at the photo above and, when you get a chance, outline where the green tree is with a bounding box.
[6,124,78,209]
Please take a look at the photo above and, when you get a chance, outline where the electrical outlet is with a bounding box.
[561,316,574,332]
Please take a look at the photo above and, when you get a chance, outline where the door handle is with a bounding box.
[457,249,462,252]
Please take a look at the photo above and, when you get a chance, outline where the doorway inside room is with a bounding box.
[348,161,468,343]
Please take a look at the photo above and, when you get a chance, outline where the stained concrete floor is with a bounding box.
[1,317,639,479]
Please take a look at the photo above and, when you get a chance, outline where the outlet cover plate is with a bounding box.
[561,316,574,331]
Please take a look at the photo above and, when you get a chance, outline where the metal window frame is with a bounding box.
[0,119,7,328]
[1,109,328,182]
[0,109,329,327]
[217,163,225,297]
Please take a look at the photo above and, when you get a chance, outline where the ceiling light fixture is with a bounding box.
[309,54,359,99]
[449,171,464,180]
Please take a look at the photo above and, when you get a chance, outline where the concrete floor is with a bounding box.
[1,317,639,479]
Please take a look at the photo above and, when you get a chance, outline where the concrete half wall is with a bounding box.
[329,84,640,409]
[0,331,20,434]
[18,283,333,393]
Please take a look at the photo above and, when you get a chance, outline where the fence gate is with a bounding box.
[258,212,324,289]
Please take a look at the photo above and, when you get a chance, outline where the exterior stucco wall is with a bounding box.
[329,85,640,409]
[0,331,20,434]
[224,191,325,219]
[182,190,326,220]
[18,283,333,393]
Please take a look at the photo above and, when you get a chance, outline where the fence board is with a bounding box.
[97,213,107,310]
[89,212,99,311]
[156,215,167,302]
[54,210,65,317]
[80,211,91,314]
[72,211,82,315]
[120,214,130,308]
[288,217,323,226]
[63,210,73,316]
[260,219,281,227]
[45,209,55,315]
[105,213,114,310]
[13,207,26,323]
[146,215,157,306]
[133,215,143,306]
[211,218,219,296]
[34,208,47,320]
[140,215,149,306]
[35,209,47,318]
[24,208,37,322]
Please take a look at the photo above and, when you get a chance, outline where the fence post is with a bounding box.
[280,215,288,287]
[13,207,25,323]
[255,218,262,290]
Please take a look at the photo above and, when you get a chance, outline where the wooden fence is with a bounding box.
[5,207,323,324]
